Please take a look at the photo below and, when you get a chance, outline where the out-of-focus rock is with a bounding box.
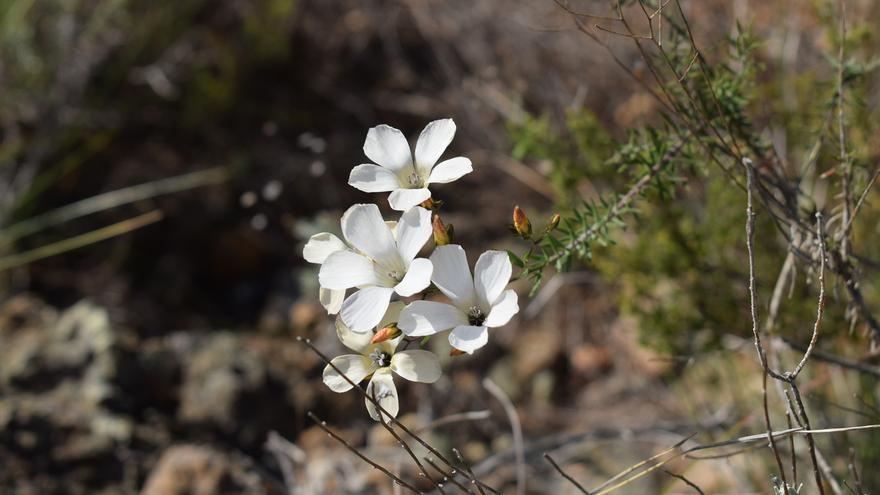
[288,300,322,330]
[0,298,138,491]
[175,332,304,449]
[141,444,265,495]
[569,344,613,376]
[511,325,562,379]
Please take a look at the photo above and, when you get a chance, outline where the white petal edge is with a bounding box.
[428,157,472,184]
[363,125,412,173]
[349,164,403,192]
[323,355,376,393]
[365,368,399,422]
[429,245,475,308]
[319,288,345,315]
[391,350,441,383]
[335,316,375,353]
[340,204,399,267]
[395,207,432,264]
[394,258,433,297]
[448,325,489,354]
[398,300,467,337]
[484,289,519,328]
[340,286,394,333]
[474,250,512,309]
[414,119,456,177]
[319,251,378,290]
[388,188,431,211]
[379,301,406,329]
[303,232,347,264]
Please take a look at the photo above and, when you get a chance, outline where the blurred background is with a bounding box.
[1,0,879,493]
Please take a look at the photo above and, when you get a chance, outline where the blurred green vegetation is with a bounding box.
[506,2,880,486]
[0,0,299,222]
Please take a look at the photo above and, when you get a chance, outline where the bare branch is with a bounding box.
[544,453,590,494]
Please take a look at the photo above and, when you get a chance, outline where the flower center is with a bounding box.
[386,270,402,282]
[407,171,422,187]
[369,349,392,368]
[467,306,485,326]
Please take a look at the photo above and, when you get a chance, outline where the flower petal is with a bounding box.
[379,301,406,329]
[414,119,456,177]
[335,315,375,353]
[391,350,441,383]
[319,251,377,290]
[303,232,347,264]
[394,258,432,297]
[484,289,519,327]
[319,288,345,315]
[385,221,398,239]
[448,325,489,354]
[428,157,472,184]
[341,204,399,267]
[363,125,412,173]
[395,207,432,263]
[388,188,431,211]
[340,286,394,332]
[365,368,399,422]
[398,300,467,337]
[474,250,512,308]
[430,245,475,308]
[349,164,403,192]
[323,355,376,392]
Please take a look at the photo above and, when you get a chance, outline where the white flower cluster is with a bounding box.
[303,119,520,420]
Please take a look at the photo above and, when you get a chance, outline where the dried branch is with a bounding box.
[664,470,706,495]
[544,453,590,494]
[307,411,421,493]
[745,160,791,492]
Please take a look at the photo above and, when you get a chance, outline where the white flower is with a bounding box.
[319,204,433,332]
[398,245,519,354]
[303,232,348,315]
[302,221,399,315]
[349,119,473,211]
[323,302,442,421]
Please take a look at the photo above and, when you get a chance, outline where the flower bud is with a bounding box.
[420,197,443,210]
[432,214,452,246]
[512,205,532,239]
[545,213,561,233]
[371,323,402,344]
[449,347,466,357]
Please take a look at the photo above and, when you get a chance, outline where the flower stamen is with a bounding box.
[369,348,392,368]
[467,306,485,326]
[407,171,422,187]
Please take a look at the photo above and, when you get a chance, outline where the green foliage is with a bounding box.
[506,8,876,360]
[508,109,615,204]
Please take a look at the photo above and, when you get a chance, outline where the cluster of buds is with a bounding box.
[511,206,560,240]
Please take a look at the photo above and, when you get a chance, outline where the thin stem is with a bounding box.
[483,378,524,495]
[837,0,852,259]
[375,390,446,494]
[544,453,590,494]
[790,213,827,379]
[789,383,826,494]
[0,210,164,272]
[453,448,489,495]
[745,161,790,493]
[424,457,473,494]
[664,470,706,495]
[307,411,422,493]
